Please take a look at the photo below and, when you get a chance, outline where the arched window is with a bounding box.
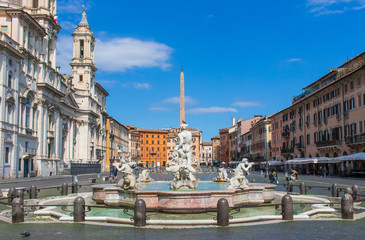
[325,153,329,158]
[316,153,319,157]
[343,151,348,156]
[334,152,338,157]
[308,154,312,158]
[7,71,12,88]
[25,97,31,128]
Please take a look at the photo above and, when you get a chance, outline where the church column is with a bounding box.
[43,106,48,157]
[37,102,44,157]
[70,119,75,161]
[55,111,61,159]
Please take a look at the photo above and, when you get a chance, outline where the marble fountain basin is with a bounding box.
[92,181,276,213]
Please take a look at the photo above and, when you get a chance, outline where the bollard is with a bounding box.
[29,185,37,199]
[299,182,306,195]
[62,183,68,196]
[332,183,338,197]
[281,194,293,220]
[72,182,78,194]
[134,199,146,227]
[251,179,256,183]
[15,189,24,200]
[344,187,353,195]
[8,188,16,205]
[73,196,85,222]
[12,197,24,223]
[352,185,360,202]
[341,193,353,219]
[287,180,293,193]
[217,198,229,227]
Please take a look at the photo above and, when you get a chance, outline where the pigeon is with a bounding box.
[20,231,30,237]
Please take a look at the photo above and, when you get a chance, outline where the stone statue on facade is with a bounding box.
[228,158,253,189]
[166,122,198,190]
[114,158,137,190]
[213,168,229,182]
[137,169,153,183]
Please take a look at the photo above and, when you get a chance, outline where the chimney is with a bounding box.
[232,117,236,126]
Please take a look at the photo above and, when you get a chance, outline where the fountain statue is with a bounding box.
[213,168,229,182]
[137,169,153,183]
[113,158,138,190]
[228,158,253,189]
[166,122,198,190]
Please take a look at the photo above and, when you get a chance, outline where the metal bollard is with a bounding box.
[299,182,306,195]
[72,182,78,194]
[287,180,293,193]
[341,193,353,219]
[8,188,16,205]
[12,197,24,223]
[217,198,229,227]
[352,185,360,202]
[62,183,68,196]
[332,183,339,197]
[134,199,146,227]
[281,194,293,220]
[344,187,353,195]
[16,189,24,200]
[73,196,85,222]
[251,179,256,183]
[30,185,37,199]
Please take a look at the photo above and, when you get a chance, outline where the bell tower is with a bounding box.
[70,9,97,98]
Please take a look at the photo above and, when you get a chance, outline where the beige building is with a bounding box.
[250,117,272,162]
[128,127,140,163]
[211,135,220,164]
[269,52,365,175]
[201,142,213,165]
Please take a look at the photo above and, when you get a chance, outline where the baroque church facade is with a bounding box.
[0,0,108,178]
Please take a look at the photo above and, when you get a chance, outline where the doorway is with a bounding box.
[23,159,29,177]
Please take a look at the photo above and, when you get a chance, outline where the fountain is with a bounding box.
[92,122,276,212]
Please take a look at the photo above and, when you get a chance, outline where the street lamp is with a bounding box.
[109,122,115,179]
[264,120,269,178]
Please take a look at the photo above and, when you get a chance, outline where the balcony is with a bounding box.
[315,139,342,150]
[281,148,294,154]
[296,143,304,150]
[346,135,365,147]
[23,148,36,157]
[281,131,290,138]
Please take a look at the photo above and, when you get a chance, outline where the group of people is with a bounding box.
[268,170,278,184]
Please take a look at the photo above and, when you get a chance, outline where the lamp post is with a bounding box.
[109,122,114,179]
[264,120,269,178]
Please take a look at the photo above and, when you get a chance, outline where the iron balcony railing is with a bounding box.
[281,148,294,154]
[315,139,342,148]
[345,135,365,145]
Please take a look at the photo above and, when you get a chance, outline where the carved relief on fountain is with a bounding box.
[228,158,253,189]
[113,157,138,190]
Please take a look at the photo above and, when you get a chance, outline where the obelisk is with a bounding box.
[180,67,185,125]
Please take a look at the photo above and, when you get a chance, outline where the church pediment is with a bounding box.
[61,92,79,109]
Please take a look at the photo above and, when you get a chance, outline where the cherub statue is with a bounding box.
[114,158,137,190]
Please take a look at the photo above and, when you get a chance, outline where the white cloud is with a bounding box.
[133,83,151,89]
[285,58,302,62]
[95,37,173,72]
[56,35,173,74]
[232,101,261,107]
[306,0,365,15]
[162,96,197,105]
[56,35,73,74]
[149,107,171,111]
[187,107,238,114]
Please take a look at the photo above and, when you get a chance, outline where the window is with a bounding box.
[344,84,348,93]
[80,40,84,58]
[350,81,354,90]
[349,98,355,110]
[7,71,12,88]
[307,134,310,145]
[358,95,362,107]
[25,97,31,128]
[5,147,10,164]
[0,25,8,33]
[33,0,38,8]
[306,103,310,111]
[152,135,154,138]
[79,75,83,82]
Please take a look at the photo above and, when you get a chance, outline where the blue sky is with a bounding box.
[56,0,365,141]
